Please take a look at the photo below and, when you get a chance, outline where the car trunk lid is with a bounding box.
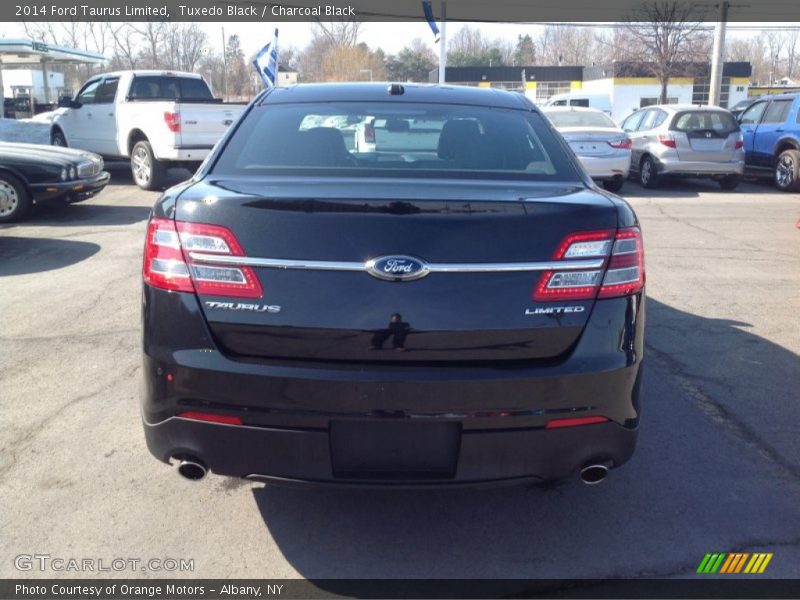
[670,110,741,162]
[174,177,618,363]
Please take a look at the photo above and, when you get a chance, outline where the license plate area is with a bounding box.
[330,420,461,480]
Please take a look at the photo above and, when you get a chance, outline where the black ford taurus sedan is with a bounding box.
[0,142,109,223]
[141,83,645,487]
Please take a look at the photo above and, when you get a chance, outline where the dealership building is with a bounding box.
[432,62,752,122]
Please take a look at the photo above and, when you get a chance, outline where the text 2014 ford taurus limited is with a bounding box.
[141,83,645,487]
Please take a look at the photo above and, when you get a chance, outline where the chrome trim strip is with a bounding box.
[188,252,605,273]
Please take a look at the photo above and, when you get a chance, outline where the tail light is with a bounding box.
[163,111,181,133]
[546,415,609,429]
[657,134,676,148]
[178,411,243,425]
[734,134,744,150]
[143,218,263,298]
[608,137,632,150]
[364,121,376,144]
[533,227,645,301]
[597,228,645,299]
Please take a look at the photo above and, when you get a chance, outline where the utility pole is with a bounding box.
[708,1,729,106]
[438,1,446,84]
[221,26,228,101]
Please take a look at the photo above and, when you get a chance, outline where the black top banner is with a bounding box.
[4,0,800,22]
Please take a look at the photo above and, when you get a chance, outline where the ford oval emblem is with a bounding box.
[365,255,429,281]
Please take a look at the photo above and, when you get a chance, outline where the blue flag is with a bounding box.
[253,28,279,89]
[422,1,440,43]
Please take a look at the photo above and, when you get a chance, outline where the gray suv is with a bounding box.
[621,105,745,190]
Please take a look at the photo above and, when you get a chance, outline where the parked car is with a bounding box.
[738,93,800,192]
[141,83,646,487]
[540,92,613,115]
[729,97,757,119]
[543,106,631,192]
[0,142,109,222]
[50,70,245,190]
[621,105,744,190]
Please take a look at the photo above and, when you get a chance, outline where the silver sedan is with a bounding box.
[543,106,632,193]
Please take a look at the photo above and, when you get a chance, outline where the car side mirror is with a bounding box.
[57,97,72,108]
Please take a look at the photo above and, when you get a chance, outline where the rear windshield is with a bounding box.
[545,110,616,129]
[671,111,739,135]
[128,76,216,102]
[211,102,581,181]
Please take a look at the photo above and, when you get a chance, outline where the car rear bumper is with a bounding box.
[578,153,632,179]
[143,416,638,487]
[31,171,110,204]
[156,146,213,163]
[656,159,744,176]
[141,286,645,486]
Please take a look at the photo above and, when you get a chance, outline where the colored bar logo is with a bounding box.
[697,552,773,574]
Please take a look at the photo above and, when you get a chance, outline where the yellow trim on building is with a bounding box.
[525,81,537,90]
[478,81,491,88]
[570,81,582,90]
[730,77,750,85]
[614,77,694,85]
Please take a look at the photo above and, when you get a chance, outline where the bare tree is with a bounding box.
[110,24,142,70]
[313,21,361,49]
[783,30,799,79]
[621,1,709,103]
[537,25,598,66]
[163,23,208,72]
[132,22,168,69]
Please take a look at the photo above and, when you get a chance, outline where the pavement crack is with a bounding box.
[646,342,800,482]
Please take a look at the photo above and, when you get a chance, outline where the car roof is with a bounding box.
[749,92,799,102]
[259,82,534,110]
[541,106,608,114]
[92,70,203,80]
[638,104,734,113]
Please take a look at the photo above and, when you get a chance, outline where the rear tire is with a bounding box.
[51,129,67,147]
[639,156,659,189]
[602,178,625,193]
[774,149,800,192]
[131,140,165,191]
[718,174,741,191]
[0,172,32,223]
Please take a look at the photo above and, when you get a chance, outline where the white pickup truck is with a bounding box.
[51,70,245,190]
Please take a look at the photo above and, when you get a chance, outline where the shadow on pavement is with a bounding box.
[16,202,152,227]
[0,236,100,275]
[251,298,800,580]
[105,160,193,189]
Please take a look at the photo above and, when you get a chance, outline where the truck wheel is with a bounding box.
[774,149,800,192]
[718,174,741,191]
[51,129,67,147]
[639,156,659,189]
[0,172,32,223]
[131,140,165,191]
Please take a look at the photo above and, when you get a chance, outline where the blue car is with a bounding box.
[738,93,800,192]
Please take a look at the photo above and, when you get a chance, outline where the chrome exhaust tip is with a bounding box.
[177,459,207,481]
[579,464,609,485]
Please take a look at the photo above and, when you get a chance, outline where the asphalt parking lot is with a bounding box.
[1,166,799,581]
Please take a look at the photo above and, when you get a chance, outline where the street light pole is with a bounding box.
[438,1,447,84]
[708,1,728,107]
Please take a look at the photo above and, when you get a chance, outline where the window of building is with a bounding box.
[536,82,572,102]
[692,77,731,106]
[640,97,678,108]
